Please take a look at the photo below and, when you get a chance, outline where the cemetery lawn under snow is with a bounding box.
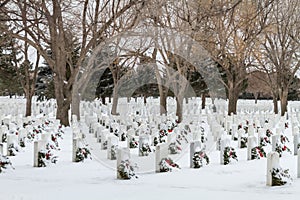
[0,97,300,200]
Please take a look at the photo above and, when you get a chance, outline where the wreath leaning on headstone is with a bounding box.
[168,142,182,154]
[117,159,138,179]
[139,143,152,156]
[159,157,180,172]
[240,137,248,148]
[274,143,291,157]
[38,149,58,167]
[223,146,238,165]
[75,147,92,162]
[251,146,266,159]
[192,150,209,168]
[8,143,20,156]
[0,154,14,173]
[129,138,138,148]
[271,167,292,186]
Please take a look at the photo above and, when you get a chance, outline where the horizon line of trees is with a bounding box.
[0,0,299,125]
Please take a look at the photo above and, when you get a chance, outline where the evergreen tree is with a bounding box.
[95,68,114,104]
[0,27,22,96]
[35,63,55,101]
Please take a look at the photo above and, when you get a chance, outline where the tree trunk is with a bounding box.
[272,93,278,114]
[71,93,81,121]
[160,91,167,115]
[25,93,33,117]
[111,88,119,115]
[176,96,183,123]
[254,92,259,104]
[54,75,71,126]
[143,95,147,104]
[228,87,238,115]
[101,96,106,105]
[201,93,206,109]
[280,89,288,116]
[56,102,70,126]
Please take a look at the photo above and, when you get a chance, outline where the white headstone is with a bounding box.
[100,130,109,150]
[190,141,201,168]
[298,149,300,178]
[72,138,79,162]
[155,143,168,173]
[7,134,18,156]
[33,141,39,167]
[248,124,255,136]
[107,135,119,160]
[116,148,131,179]
[293,126,299,136]
[33,140,47,167]
[220,138,231,164]
[247,136,257,160]
[138,135,151,156]
[231,124,238,140]
[272,135,280,151]
[294,134,299,156]
[266,152,280,186]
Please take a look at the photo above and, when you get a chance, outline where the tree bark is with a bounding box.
[111,88,119,115]
[71,92,80,121]
[159,90,167,115]
[280,89,288,116]
[54,75,71,126]
[272,92,278,114]
[176,96,183,123]
[101,96,106,104]
[56,102,70,126]
[201,93,206,109]
[228,87,238,115]
[254,92,259,104]
[25,93,33,117]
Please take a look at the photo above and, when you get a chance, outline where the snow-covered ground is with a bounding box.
[0,98,300,200]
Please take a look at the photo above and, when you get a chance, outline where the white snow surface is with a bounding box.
[0,99,300,200]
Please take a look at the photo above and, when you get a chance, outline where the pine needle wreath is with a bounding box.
[240,137,248,148]
[275,143,291,157]
[75,147,91,162]
[260,137,271,146]
[168,142,181,154]
[38,149,58,167]
[271,167,292,186]
[251,146,266,159]
[192,151,209,168]
[139,143,151,156]
[0,154,14,173]
[159,157,180,172]
[117,159,138,179]
[129,138,138,148]
[223,147,238,165]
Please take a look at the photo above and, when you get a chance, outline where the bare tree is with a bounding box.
[3,0,145,125]
[246,71,273,104]
[12,41,40,117]
[190,0,273,115]
[257,0,300,116]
